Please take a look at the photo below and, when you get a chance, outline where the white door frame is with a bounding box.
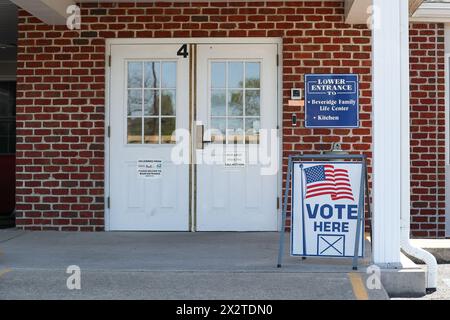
[104,38,283,232]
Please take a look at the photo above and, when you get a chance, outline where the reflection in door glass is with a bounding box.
[245,90,260,116]
[161,90,176,116]
[127,118,142,144]
[245,62,260,88]
[209,61,261,145]
[227,118,244,144]
[211,90,226,116]
[161,62,177,88]
[128,62,143,88]
[144,62,160,88]
[127,61,177,145]
[128,89,142,116]
[245,118,260,144]
[228,62,244,88]
[211,62,226,88]
[144,118,159,144]
[228,90,243,116]
[144,90,159,116]
[161,118,176,144]
[211,118,226,144]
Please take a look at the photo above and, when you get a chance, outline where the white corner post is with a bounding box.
[372,0,407,268]
[372,0,438,290]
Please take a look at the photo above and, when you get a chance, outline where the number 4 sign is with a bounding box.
[177,44,189,58]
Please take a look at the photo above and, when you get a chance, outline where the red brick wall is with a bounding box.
[14,1,446,237]
[410,23,446,238]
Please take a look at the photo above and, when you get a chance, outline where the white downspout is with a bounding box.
[399,0,438,293]
[400,222,438,293]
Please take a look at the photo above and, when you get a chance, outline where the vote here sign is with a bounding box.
[291,162,364,258]
[305,74,359,128]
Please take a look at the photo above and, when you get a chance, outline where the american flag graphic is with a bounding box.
[304,165,354,201]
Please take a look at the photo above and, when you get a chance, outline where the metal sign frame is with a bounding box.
[277,154,372,270]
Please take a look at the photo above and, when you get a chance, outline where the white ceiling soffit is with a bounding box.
[8,0,372,26]
[411,1,450,22]
[12,0,450,26]
[345,0,450,24]
[344,0,371,25]
[10,0,75,25]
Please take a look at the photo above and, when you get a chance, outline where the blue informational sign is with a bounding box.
[305,74,359,128]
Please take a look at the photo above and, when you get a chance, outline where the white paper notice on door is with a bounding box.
[225,150,246,168]
[137,159,163,179]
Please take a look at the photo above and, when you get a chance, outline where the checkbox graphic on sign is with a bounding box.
[317,234,345,257]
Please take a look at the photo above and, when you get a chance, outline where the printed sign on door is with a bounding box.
[137,159,163,179]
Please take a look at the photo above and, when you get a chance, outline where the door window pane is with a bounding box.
[245,118,260,144]
[209,61,261,145]
[211,118,226,144]
[144,90,159,116]
[161,90,176,116]
[228,62,244,88]
[126,60,177,145]
[144,118,159,144]
[127,118,142,144]
[229,90,243,116]
[227,118,244,144]
[162,62,177,88]
[161,118,176,144]
[245,90,260,116]
[128,62,143,88]
[128,89,142,116]
[211,62,226,88]
[211,90,226,117]
[144,62,160,88]
[245,62,260,88]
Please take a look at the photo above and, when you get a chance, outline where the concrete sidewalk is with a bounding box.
[410,239,450,264]
[0,229,388,300]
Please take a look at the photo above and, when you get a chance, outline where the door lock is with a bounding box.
[196,124,212,150]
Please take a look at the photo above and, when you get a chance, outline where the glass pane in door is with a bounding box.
[210,61,261,145]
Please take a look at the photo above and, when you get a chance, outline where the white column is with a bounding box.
[372,0,410,267]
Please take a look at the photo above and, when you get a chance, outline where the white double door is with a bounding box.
[108,41,279,231]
